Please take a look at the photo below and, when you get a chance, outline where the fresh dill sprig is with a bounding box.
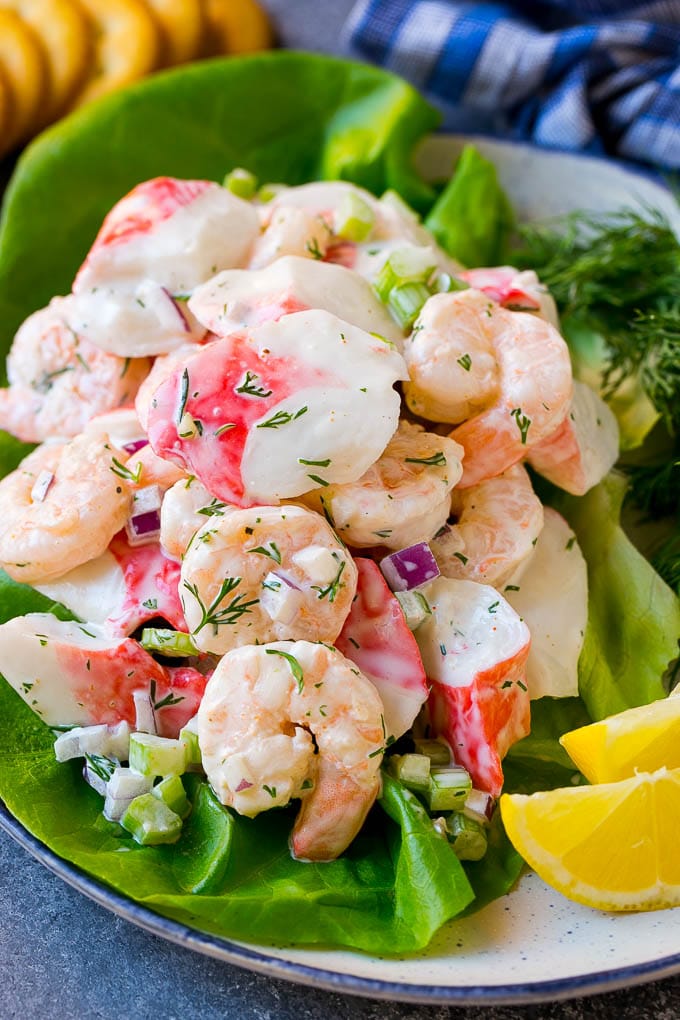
[514,208,680,434]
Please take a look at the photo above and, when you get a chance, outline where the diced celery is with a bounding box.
[121,793,183,846]
[257,182,286,203]
[179,718,203,771]
[413,738,451,767]
[374,246,436,302]
[387,282,431,330]
[395,589,431,630]
[425,766,472,812]
[335,193,375,242]
[140,628,199,657]
[380,189,420,223]
[223,167,258,200]
[446,812,489,861]
[128,732,186,777]
[389,752,431,792]
[433,272,469,294]
[152,775,192,819]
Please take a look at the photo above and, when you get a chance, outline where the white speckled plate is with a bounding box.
[2,136,680,1005]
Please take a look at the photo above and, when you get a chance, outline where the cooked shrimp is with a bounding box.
[402,289,501,424]
[0,431,132,584]
[459,266,559,327]
[160,476,236,560]
[527,380,620,495]
[0,297,150,443]
[300,421,464,550]
[126,443,188,491]
[188,255,403,348]
[430,463,544,587]
[249,206,333,269]
[180,503,357,655]
[450,305,573,487]
[197,640,385,861]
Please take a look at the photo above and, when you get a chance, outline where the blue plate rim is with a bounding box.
[2,799,679,1006]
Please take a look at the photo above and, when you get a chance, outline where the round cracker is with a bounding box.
[201,0,273,56]
[71,0,160,108]
[0,9,47,147]
[3,0,92,122]
[145,0,204,66]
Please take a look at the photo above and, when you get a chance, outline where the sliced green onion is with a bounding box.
[374,246,436,302]
[223,167,258,200]
[335,192,375,242]
[140,628,198,658]
[445,812,489,861]
[387,281,431,330]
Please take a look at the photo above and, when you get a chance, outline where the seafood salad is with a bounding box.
[0,171,621,869]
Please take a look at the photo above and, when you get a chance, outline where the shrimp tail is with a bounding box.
[290,758,380,862]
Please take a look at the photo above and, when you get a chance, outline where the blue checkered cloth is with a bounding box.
[344,0,680,168]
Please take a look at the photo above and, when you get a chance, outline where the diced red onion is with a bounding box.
[133,690,157,734]
[125,485,162,546]
[122,438,149,455]
[463,788,496,825]
[162,287,191,333]
[83,761,109,798]
[30,469,54,503]
[235,778,253,792]
[379,542,440,593]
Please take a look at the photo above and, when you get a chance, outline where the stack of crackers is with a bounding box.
[0,0,272,155]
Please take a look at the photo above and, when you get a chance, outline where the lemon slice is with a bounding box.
[71,0,160,108]
[560,696,680,783]
[0,8,47,148]
[4,0,91,123]
[146,0,204,66]
[500,767,680,911]
[201,0,273,56]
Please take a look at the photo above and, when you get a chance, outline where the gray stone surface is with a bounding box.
[2,827,679,1019]
[3,4,679,1018]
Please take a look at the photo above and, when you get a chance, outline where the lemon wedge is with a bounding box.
[500,767,680,911]
[560,695,680,783]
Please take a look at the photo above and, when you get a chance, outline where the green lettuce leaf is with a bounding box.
[555,474,680,720]
[504,697,592,793]
[424,144,515,267]
[0,53,439,373]
[0,656,476,951]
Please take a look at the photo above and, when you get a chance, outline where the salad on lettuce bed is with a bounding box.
[0,53,677,954]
